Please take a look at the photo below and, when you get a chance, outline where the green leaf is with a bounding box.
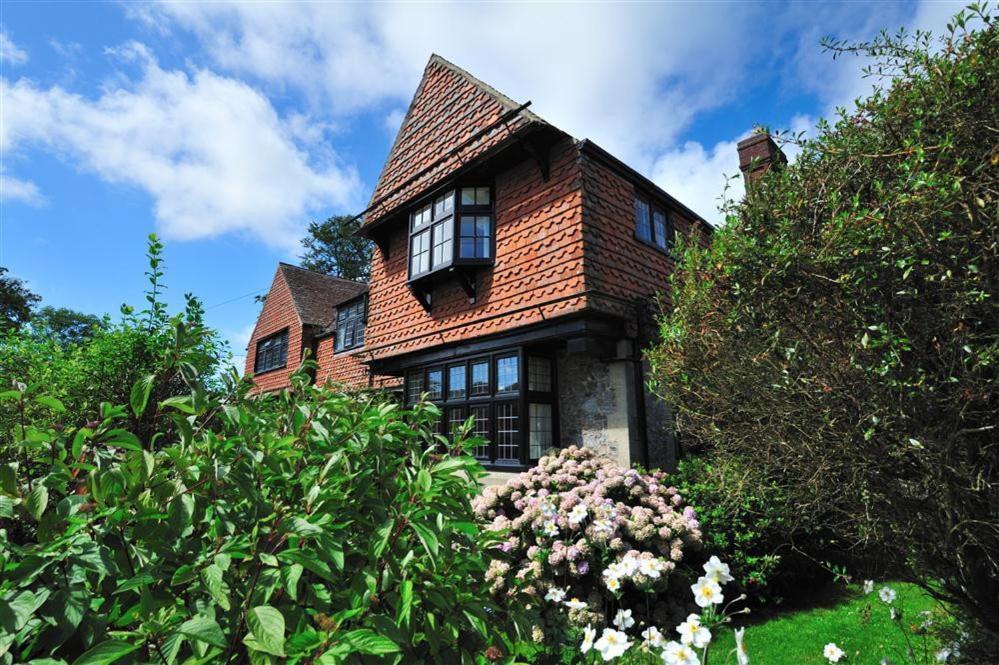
[201,564,231,611]
[340,629,400,655]
[397,579,413,627]
[0,463,16,495]
[35,395,66,413]
[410,522,439,558]
[245,605,285,657]
[129,374,155,417]
[160,395,197,414]
[71,639,141,665]
[103,429,142,452]
[178,615,227,648]
[25,484,48,520]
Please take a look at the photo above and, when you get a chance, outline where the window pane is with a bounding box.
[255,331,288,372]
[495,402,520,462]
[461,187,476,206]
[435,191,454,218]
[411,230,430,275]
[471,360,490,396]
[476,187,490,205]
[427,369,443,400]
[529,403,553,459]
[447,406,466,437]
[413,203,432,229]
[459,215,492,259]
[635,198,651,242]
[653,210,668,249]
[528,356,552,392]
[448,364,466,400]
[407,372,424,404]
[496,355,519,393]
[431,220,453,268]
[470,404,491,459]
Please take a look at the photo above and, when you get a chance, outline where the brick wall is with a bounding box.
[244,270,304,393]
[314,336,401,390]
[364,136,589,361]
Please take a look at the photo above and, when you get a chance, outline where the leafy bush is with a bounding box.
[473,446,702,652]
[0,297,517,663]
[669,457,822,604]
[648,7,998,656]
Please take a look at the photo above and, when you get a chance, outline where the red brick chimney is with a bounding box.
[737,132,787,184]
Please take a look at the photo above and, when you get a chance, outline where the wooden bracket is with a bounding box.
[453,269,477,304]
[408,284,432,312]
[522,135,551,182]
[374,236,391,260]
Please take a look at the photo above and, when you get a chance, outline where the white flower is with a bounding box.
[620,553,640,576]
[593,519,614,535]
[542,520,559,537]
[703,556,735,584]
[581,625,597,654]
[734,627,749,665]
[661,640,699,665]
[565,597,588,611]
[641,626,665,649]
[879,586,897,604]
[863,580,875,595]
[605,561,628,580]
[691,576,724,607]
[594,628,632,661]
[677,614,711,648]
[824,643,845,663]
[639,556,664,579]
[545,587,566,602]
[605,575,621,593]
[568,503,588,525]
[935,647,951,662]
[613,608,635,630]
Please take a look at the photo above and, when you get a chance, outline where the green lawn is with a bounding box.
[705,581,946,665]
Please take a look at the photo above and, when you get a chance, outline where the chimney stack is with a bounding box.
[737,132,787,184]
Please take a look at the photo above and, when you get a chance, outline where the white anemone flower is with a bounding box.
[564,597,588,611]
[703,556,735,584]
[661,640,699,665]
[691,576,724,607]
[863,580,875,595]
[641,626,665,649]
[677,615,711,648]
[542,520,559,537]
[594,628,632,661]
[935,647,951,662]
[824,643,845,663]
[581,625,597,654]
[545,587,566,603]
[568,503,588,525]
[879,586,897,604]
[639,557,664,579]
[613,608,635,630]
[734,627,749,665]
[605,575,621,593]
[593,519,614,536]
[620,554,640,576]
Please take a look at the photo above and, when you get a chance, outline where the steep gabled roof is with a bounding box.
[277,263,367,329]
[362,54,547,230]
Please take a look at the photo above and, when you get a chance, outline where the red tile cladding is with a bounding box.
[362,55,543,230]
[244,268,305,393]
[363,136,590,361]
[314,337,401,390]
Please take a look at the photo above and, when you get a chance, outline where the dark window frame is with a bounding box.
[254,328,289,374]
[402,346,557,469]
[407,183,495,283]
[334,295,367,353]
[634,193,676,254]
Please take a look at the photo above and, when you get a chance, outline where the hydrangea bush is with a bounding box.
[473,446,703,645]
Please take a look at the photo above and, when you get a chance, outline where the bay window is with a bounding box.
[403,348,556,467]
[408,185,494,282]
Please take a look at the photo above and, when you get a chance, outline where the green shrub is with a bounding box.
[648,7,998,656]
[0,252,519,663]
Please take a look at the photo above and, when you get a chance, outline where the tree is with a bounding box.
[649,8,998,657]
[31,306,104,346]
[0,266,40,331]
[299,214,373,280]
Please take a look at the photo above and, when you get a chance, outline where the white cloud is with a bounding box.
[0,170,42,205]
[0,30,27,65]
[141,2,767,170]
[383,108,405,138]
[651,138,744,225]
[1,43,361,248]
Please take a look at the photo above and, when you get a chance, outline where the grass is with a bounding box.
[704,581,947,665]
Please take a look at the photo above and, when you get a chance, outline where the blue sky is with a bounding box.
[0,1,964,368]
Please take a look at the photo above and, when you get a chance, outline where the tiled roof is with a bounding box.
[277,263,367,328]
[362,54,547,230]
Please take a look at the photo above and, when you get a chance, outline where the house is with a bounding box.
[245,55,783,482]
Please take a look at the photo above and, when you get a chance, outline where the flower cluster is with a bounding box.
[475,446,703,633]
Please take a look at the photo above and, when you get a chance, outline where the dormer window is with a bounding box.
[408,185,494,283]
